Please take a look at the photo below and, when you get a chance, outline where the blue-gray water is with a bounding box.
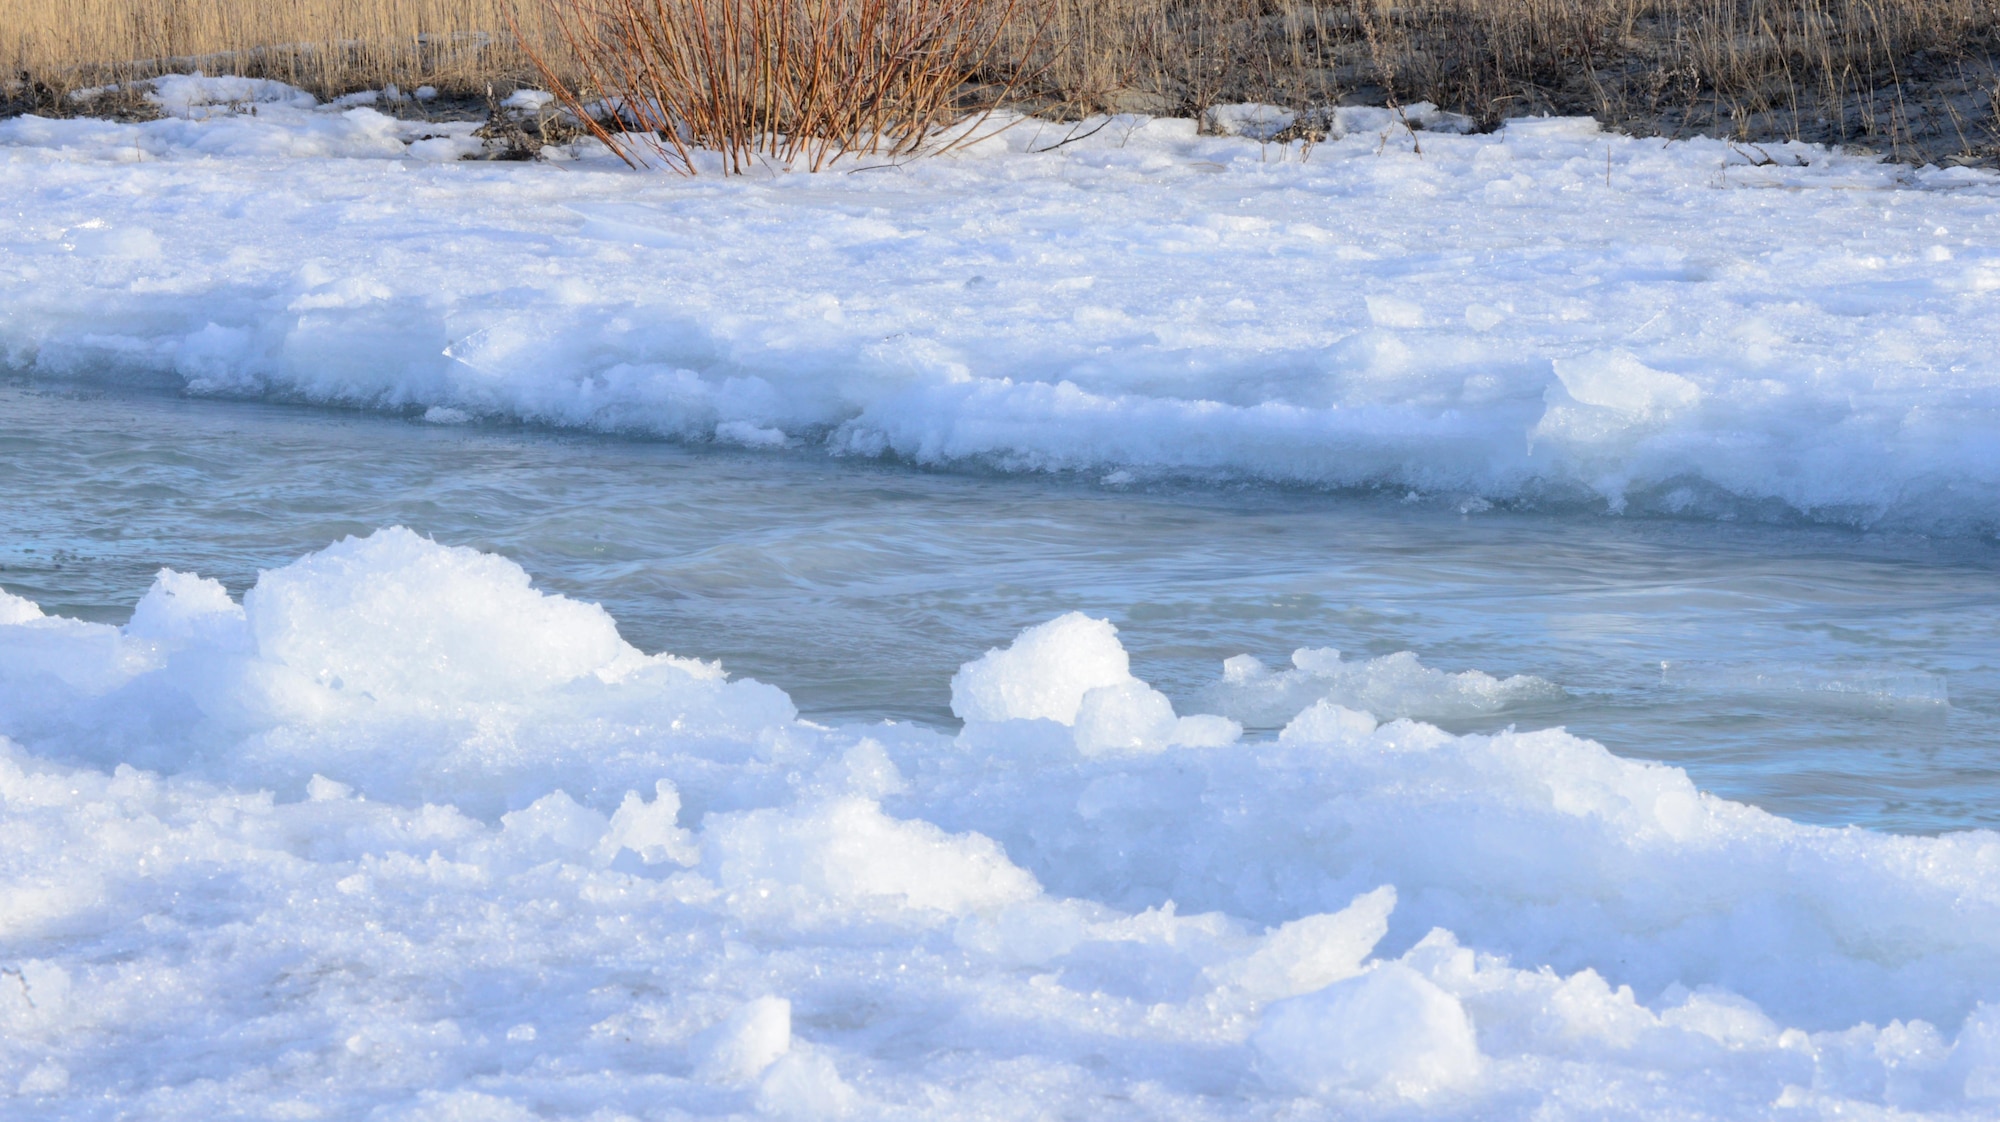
[4,381,1996,833]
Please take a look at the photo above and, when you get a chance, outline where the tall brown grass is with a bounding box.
[2,0,551,98]
[6,0,1997,163]
[1004,0,1997,158]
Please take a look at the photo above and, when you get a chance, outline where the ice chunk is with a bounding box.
[305,774,352,801]
[1278,699,1380,745]
[715,420,788,447]
[244,527,638,705]
[1364,294,1425,328]
[1168,713,1243,748]
[501,790,609,854]
[125,569,245,650]
[1552,350,1702,417]
[706,797,1040,921]
[950,613,1136,724]
[810,738,909,800]
[0,588,46,625]
[1254,963,1483,1099]
[596,780,699,866]
[0,528,796,809]
[1210,648,1558,728]
[695,996,791,1083]
[756,1051,858,1117]
[1213,886,1396,1002]
[1072,680,1178,756]
[1660,987,1781,1048]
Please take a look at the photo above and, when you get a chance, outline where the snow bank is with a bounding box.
[5,86,2000,533]
[3,530,2000,1117]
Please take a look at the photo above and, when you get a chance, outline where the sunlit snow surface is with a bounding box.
[5,80,2000,1119]
[4,80,2000,531]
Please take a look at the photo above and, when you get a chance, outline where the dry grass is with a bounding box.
[5,0,1997,163]
[2,0,552,103]
[1029,0,2000,163]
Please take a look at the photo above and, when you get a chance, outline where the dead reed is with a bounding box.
[980,0,1999,162]
[2,0,552,103]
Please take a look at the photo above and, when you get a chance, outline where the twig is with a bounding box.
[1029,116,1108,152]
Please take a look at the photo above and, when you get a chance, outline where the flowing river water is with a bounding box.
[5,381,1996,834]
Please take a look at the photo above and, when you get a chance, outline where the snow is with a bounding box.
[3,78,1999,533]
[7,76,2000,1116]
[3,527,2000,1117]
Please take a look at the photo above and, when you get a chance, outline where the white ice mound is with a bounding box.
[950,612,1136,724]
[1278,699,1380,745]
[0,527,791,808]
[706,795,1041,924]
[694,996,792,1083]
[952,614,1243,754]
[1211,885,1396,1002]
[1072,679,1179,754]
[124,567,243,646]
[1255,963,1483,1100]
[245,526,641,703]
[0,586,46,625]
[1205,647,1561,727]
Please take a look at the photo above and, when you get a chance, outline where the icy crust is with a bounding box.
[6,88,2000,534]
[4,532,2000,1117]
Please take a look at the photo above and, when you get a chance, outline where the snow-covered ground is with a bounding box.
[6,78,2000,1119]
[5,76,1999,533]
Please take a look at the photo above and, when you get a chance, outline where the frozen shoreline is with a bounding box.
[3,77,1999,534]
